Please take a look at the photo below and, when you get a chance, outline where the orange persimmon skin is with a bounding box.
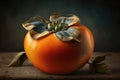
[24,25,94,74]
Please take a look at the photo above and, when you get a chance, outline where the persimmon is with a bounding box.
[23,14,94,74]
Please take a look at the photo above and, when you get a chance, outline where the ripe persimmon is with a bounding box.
[23,14,94,74]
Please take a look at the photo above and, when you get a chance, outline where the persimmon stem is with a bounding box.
[47,21,68,32]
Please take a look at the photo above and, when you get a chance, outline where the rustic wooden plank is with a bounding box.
[0,52,120,80]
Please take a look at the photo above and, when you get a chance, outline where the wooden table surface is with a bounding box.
[0,52,120,80]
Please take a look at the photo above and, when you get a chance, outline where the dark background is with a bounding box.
[0,0,120,52]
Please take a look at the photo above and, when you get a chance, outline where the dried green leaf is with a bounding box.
[8,51,27,67]
[93,55,106,63]
[89,63,112,74]
[89,55,112,74]
[55,27,81,42]
[95,63,108,73]
[96,63,112,74]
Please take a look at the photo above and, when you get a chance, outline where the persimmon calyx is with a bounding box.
[22,14,81,42]
[50,14,80,26]
[55,27,81,42]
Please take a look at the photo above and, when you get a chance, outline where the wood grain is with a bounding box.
[0,52,120,80]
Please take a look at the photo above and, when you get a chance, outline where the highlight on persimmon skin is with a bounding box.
[24,25,94,74]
